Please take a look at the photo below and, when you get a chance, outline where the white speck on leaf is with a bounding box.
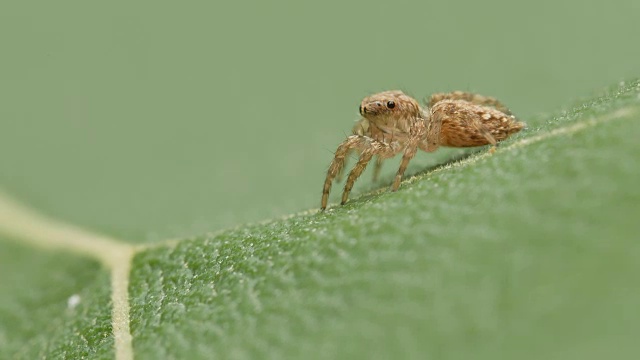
[67,294,81,310]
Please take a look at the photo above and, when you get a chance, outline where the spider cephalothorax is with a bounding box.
[321,90,525,210]
[360,91,420,117]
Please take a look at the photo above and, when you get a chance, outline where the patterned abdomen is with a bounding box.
[433,100,525,147]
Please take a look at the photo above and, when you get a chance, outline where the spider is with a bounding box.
[320,90,526,210]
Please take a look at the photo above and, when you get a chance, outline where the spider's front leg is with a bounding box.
[322,135,374,210]
[372,156,384,183]
[391,119,426,191]
[335,148,355,182]
[321,135,395,210]
[391,143,418,191]
[341,141,397,205]
[338,118,386,183]
[341,153,385,183]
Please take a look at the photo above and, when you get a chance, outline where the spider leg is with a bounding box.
[428,91,513,115]
[469,116,498,146]
[340,141,397,206]
[341,150,375,205]
[322,135,372,210]
[335,148,355,182]
[336,118,372,182]
[372,156,384,182]
[390,117,426,191]
[391,143,419,191]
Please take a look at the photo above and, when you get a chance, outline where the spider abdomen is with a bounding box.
[433,100,525,147]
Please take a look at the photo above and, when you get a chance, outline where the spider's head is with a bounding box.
[359,90,421,123]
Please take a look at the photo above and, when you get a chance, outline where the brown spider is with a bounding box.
[320,90,526,210]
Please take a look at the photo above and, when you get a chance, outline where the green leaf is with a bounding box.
[126,81,640,359]
[0,239,113,359]
[3,80,638,359]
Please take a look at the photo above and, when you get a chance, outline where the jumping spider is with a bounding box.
[320,90,525,210]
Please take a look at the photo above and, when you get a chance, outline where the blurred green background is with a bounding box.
[1,0,638,242]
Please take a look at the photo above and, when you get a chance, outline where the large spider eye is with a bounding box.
[387,101,395,109]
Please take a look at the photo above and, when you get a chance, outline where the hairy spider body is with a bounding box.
[433,100,523,147]
[320,90,525,210]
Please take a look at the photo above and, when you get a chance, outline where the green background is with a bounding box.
[1,0,638,242]
[2,1,640,358]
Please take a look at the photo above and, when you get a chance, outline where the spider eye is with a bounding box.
[387,101,395,109]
